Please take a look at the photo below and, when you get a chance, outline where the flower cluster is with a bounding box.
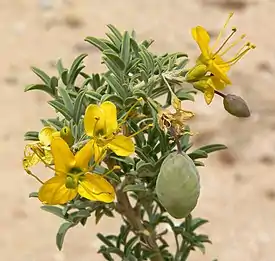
[186,12,255,104]
[23,101,136,205]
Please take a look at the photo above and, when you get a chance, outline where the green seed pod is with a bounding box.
[60,126,75,147]
[156,152,200,219]
[65,176,78,189]
[223,94,250,118]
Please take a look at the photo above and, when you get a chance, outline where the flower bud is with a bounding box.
[156,152,200,219]
[60,126,75,147]
[185,64,208,82]
[223,94,250,118]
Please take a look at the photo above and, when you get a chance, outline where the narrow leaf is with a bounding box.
[31,66,51,85]
[103,74,125,98]
[68,53,87,85]
[61,70,68,85]
[102,56,123,79]
[198,144,227,154]
[123,184,146,193]
[103,50,125,70]
[56,59,65,76]
[48,100,72,121]
[73,91,86,124]
[107,24,122,41]
[24,131,39,141]
[45,118,64,130]
[188,149,208,160]
[29,192,38,198]
[85,36,110,51]
[41,206,64,219]
[24,84,54,96]
[85,91,102,102]
[97,233,116,247]
[120,31,131,67]
[56,222,76,250]
[50,76,58,94]
[58,86,74,113]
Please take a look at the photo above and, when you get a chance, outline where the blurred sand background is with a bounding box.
[1,0,275,260]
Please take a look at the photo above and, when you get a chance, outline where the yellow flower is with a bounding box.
[38,137,115,205]
[84,101,135,162]
[158,96,194,135]
[193,75,226,104]
[189,12,255,84]
[23,126,59,170]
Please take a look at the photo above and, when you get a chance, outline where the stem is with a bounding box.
[115,179,164,261]
[169,127,182,154]
[214,90,226,98]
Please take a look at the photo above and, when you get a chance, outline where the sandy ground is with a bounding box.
[1,0,275,260]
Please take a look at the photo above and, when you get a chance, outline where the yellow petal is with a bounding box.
[107,135,134,156]
[214,55,230,73]
[75,140,94,170]
[204,87,215,105]
[38,176,77,205]
[210,76,226,90]
[84,104,105,137]
[100,101,118,136]
[23,154,40,169]
[192,26,211,59]
[51,137,76,175]
[172,96,181,110]
[93,141,107,163]
[78,173,115,203]
[209,62,231,84]
[39,126,57,146]
[43,149,54,165]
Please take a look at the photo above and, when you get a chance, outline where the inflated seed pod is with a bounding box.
[223,94,250,118]
[156,152,200,219]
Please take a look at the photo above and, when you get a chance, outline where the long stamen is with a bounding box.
[212,12,234,51]
[31,147,71,177]
[31,147,57,172]
[102,165,121,177]
[129,123,154,138]
[120,98,143,123]
[213,27,237,57]
[23,166,44,184]
[93,117,100,136]
[218,34,246,56]
[222,43,255,66]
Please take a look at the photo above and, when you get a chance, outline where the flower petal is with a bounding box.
[204,87,215,105]
[84,104,105,137]
[210,76,226,90]
[192,26,211,59]
[39,126,57,146]
[107,135,134,156]
[209,62,231,84]
[38,176,77,205]
[51,137,76,175]
[93,141,107,163]
[100,101,118,136]
[75,140,94,170]
[78,173,115,203]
